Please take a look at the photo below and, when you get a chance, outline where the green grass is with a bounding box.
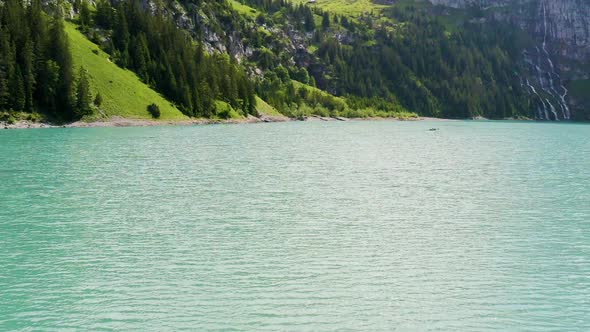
[229,0,259,18]
[255,96,284,116]
[65,22,187,121]
[213,100,244,119]
[291,80,344,97]
[292,80,347,103]
[292,0,387,16]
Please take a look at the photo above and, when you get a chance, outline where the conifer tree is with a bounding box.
[322,12,330,30]
[49,17,75,117]
[75,67,92,116]
[22,40,35,112]
[0,30,10,110]
[94,92,103,107]
[79,0,92,28]
[12,66,26,112]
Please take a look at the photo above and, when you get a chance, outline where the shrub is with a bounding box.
[217,106,231,119]
[94,93,103,107]
[147,103,160,118]
[27,113,42,122]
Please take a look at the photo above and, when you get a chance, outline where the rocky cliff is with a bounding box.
[431,0,590,120]
[429,0,590,63]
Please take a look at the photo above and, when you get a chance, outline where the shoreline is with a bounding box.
[1,114,516,130]
[1,114,289,130]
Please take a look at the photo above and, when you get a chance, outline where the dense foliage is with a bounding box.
[147,103,160,118]
[237,0,532,119]
[1,0,539,122]
[91,0,256,118]
[0,0,85,120]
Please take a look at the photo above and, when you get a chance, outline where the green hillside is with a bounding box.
[291,0,387,16]
[65,22,187,121]
[255,96,283,116]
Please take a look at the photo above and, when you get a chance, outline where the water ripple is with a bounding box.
[1,121,589,331]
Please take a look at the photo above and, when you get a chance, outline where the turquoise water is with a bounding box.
[1,120,589,331]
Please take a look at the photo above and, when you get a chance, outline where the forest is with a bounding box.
[0,0,82,121]
[91,0,256,118]
[239,0,533,118]
[0,0,257,122]
[0,0,539,122]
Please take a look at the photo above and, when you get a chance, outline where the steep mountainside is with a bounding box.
[96,0,590,120]
[430,0,590,59]
[4,0,588,122]
[429,0,590,119]
[99,0,534,119]
[64,21,187,120]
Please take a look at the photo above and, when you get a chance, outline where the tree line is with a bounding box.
[235,0,534,119]
[0,0,92,120]
[91,0,256,118]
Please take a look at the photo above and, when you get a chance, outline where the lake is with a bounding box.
[1,120,589,331]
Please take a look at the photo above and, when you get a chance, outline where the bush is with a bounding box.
[147,103,160,118]
[217,107,230,119]
[94,93,103,107]
[27,113,42,122]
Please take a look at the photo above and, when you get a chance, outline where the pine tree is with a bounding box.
[131,33,150,81]
[12,66,26,112]
[114,10,130,66]
[322,12,330,30]
[48,17,74,117]
[93,92,103,107]
[39,60,60,110]
[0,30,10,110]
[79,0,92,28]
[28,0,47,60]
[304,8,315,31]
[95,0,114,29]
[22,40,35,112]
[75,67,92,116]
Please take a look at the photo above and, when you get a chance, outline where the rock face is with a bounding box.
[431,0,590,120]
[430,0,510,9]
[541,1,590,61]
[430,0,590,61]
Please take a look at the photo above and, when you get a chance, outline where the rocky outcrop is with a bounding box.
[541,1,590,61]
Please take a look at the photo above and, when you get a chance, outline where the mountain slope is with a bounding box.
[21,0,589,121]
[427,0,590,120]
[64,22,187,120]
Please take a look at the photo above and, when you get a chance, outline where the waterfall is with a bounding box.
[561,85,571,119]
[521,0,571,120]
[546,98,559,121]
[525,77,548,120]
[541,1,570,119]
